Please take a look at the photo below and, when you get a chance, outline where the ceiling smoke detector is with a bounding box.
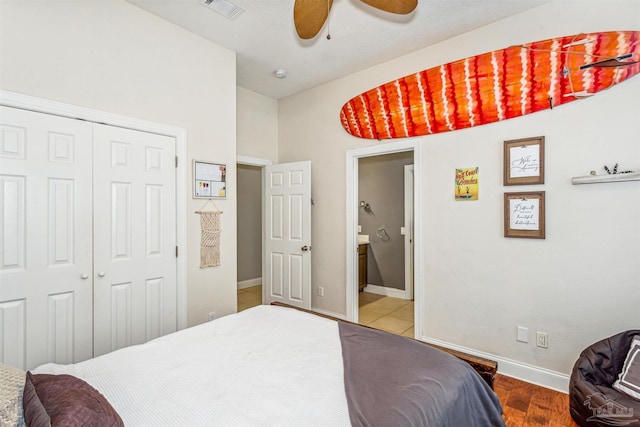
[201,0,245,20]
[274,69,288,79]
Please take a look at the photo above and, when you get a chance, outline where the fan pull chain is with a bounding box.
[326,0,331,40]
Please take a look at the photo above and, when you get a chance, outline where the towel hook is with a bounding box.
[376,227,390,241]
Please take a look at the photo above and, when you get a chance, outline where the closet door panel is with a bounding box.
[48,178,75,266]
[1,175,25,270]
[111,182,132,259]
[0,106,93,370]
[93,124,176,357]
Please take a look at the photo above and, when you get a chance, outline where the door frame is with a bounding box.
[236,155,272,306]
[404,164,414,301]
[345,140,423,337]
[0,90,189,330]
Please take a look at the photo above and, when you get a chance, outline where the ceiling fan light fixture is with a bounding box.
[274,69,288,79]
[200,0,245,20]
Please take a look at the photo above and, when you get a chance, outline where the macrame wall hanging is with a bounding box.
[196,200,223,268]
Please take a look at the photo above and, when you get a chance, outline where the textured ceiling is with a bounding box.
[126,0,551,99]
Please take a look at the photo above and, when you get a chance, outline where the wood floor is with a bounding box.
[238,287,579,427]
[237,284,262,312]
[495,374,578,427]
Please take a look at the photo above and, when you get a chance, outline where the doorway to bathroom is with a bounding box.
[346,139,423,339]
[356,151,414,337]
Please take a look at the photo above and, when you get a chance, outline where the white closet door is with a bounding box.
[93,124,177,357]
[0,106,93,370]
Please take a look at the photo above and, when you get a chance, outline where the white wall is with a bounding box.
[237,87,278,163]
[0,0,238,326]
[279,0,640,387]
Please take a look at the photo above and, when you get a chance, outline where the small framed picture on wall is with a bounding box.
[193,160,227,199]
[504,191,545,239]
[503,136,545,186]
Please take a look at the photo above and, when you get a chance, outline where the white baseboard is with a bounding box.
[419,335,570,393]
[237,278,262,289]
[363,284,410,300]
[310,307,348,321]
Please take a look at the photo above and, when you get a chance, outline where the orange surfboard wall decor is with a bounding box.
[340,31,640,140]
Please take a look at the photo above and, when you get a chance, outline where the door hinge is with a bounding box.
[176,246,179,257]
[175,156,178,168]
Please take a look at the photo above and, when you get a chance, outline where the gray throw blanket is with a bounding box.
[338,322,505,426]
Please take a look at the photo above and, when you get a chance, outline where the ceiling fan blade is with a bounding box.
[294,0,333,39]
[359,0,417,15]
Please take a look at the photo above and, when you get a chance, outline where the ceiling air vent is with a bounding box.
[201,0,245,20]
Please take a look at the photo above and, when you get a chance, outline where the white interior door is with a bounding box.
[0,106,94,369]
[93,124,177,357]
[264,161,311,309]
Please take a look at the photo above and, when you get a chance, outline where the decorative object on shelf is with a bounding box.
[504,136,545,186]
[196,200,223,268]
[340,31,640,140]
[504,191,545,239]
[455,167,479,201]
[193,160,226,199]
[604,163,634,175]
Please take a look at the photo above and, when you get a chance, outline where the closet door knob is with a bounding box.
[301,245,311,252]
[98,272,106,277]
[81,274,89,279]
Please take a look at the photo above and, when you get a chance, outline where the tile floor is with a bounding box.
[237,285,415,338]
[358,291,415,338]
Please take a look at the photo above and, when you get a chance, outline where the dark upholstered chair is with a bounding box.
[569,330,640,426]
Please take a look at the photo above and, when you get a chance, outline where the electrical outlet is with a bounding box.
[318,287,324,297]
[517,326,528,343]
[536,332,548,348]
[208,312,216,321]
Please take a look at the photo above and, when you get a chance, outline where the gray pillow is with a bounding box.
[0,363,26,427]
[613,337,640,400]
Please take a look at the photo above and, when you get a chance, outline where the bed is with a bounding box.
[7,305,505,426]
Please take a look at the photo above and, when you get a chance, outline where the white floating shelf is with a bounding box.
[571,172,640,185]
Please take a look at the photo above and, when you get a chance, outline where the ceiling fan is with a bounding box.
[293,0,418,40]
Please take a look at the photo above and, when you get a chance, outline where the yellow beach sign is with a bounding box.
[455,167,479,201]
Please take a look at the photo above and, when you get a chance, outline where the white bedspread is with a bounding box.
[34,305,351,426]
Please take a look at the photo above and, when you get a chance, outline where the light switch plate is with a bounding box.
[517,326,528,343]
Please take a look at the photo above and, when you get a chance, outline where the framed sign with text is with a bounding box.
[503,136,545,186]
[504,191,545,239]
